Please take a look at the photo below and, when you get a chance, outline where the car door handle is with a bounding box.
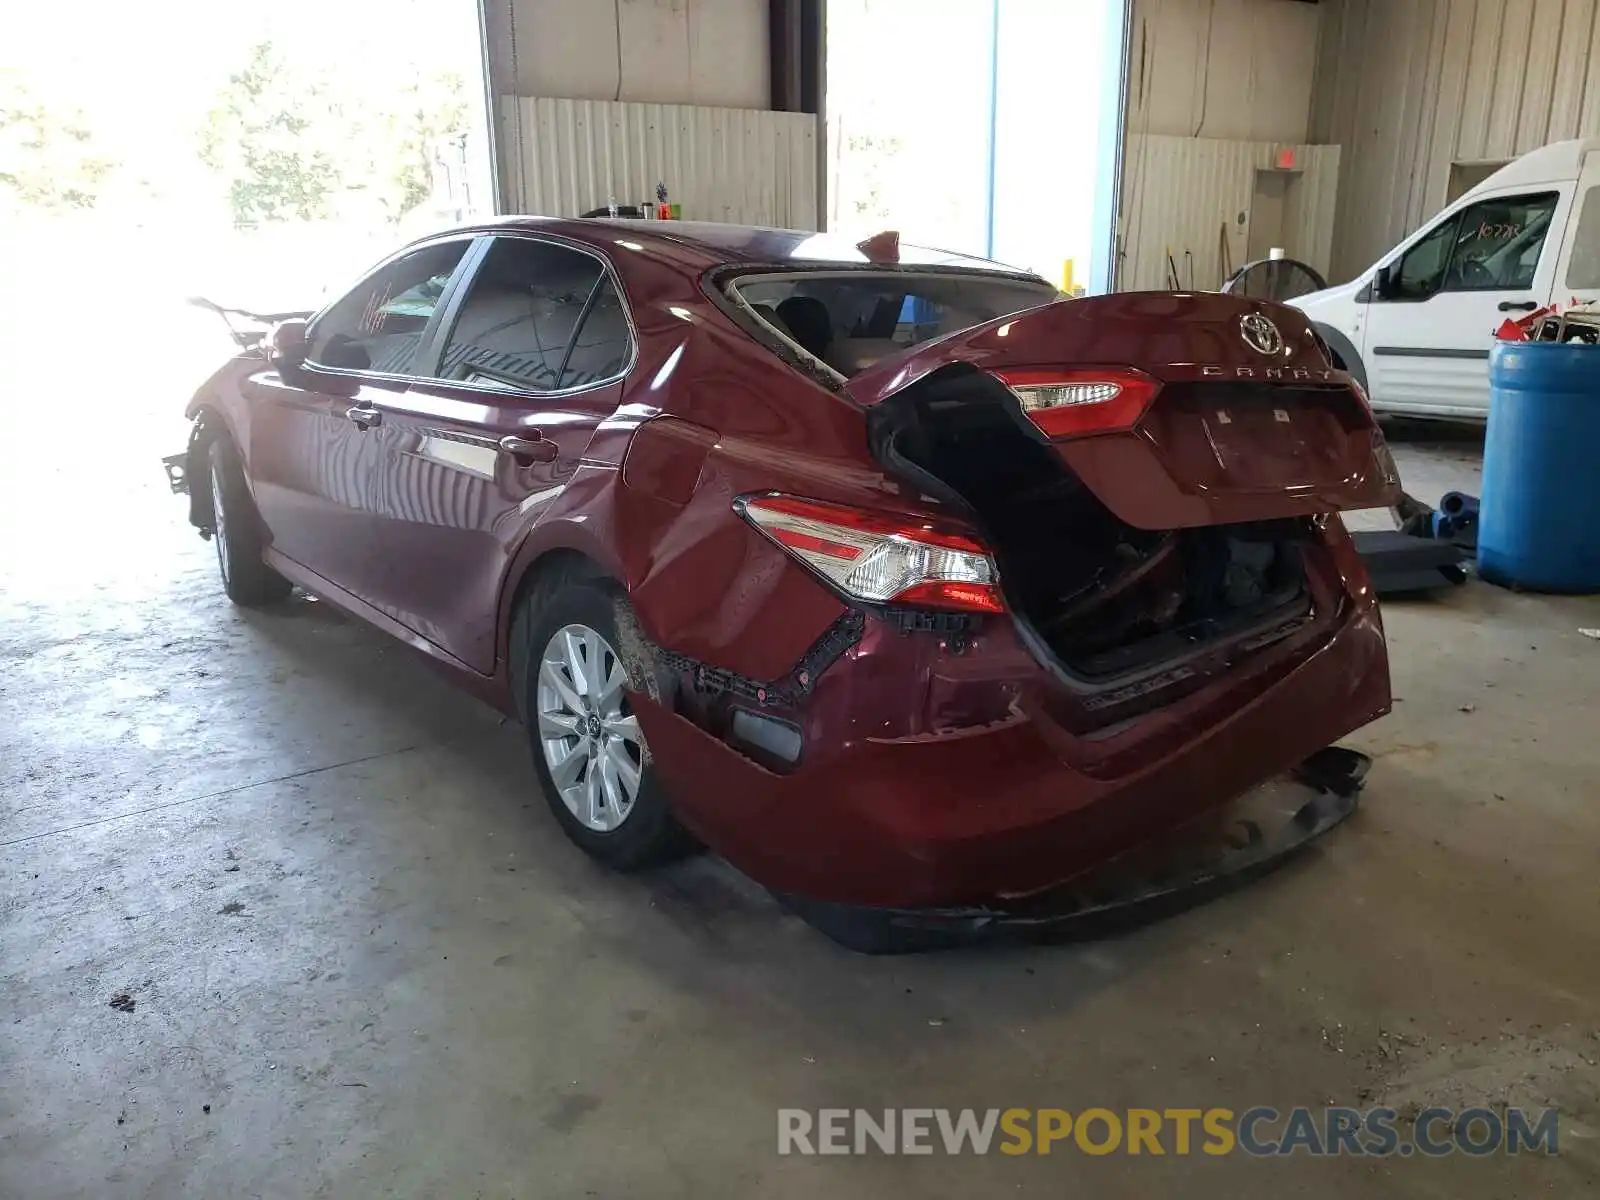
[344,403,382,430]
[1498,300,1540,312]
[499,434,557,464]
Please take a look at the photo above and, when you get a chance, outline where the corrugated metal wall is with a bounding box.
[499,97,819,229]
[486,0,770,109]
[1312,0,1600,281]
[1118,135,1341,292]
[1127,0,1325,143]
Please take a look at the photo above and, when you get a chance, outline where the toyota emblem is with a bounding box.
[1239,312,1285,357]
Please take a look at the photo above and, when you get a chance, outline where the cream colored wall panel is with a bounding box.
[486,0,769,109]
[1422,1,1478,210]
[499,97,818,230]
[1516,0,1564,152]
[1548,0,1600,143]
[1457,0,1500,159]
[1118,134,1340,293]
[1485,1,1534,159]
[1407,3,1453,227]
[1579,2,1600,137]
[1127,0,1323,144]
[1313,0,1600,280]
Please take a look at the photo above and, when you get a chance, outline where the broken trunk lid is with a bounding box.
[846,292,1401,530]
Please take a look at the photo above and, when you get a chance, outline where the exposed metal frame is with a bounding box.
[474,0,506,215]
[769,0,827,231]
[1096,0,1135,294]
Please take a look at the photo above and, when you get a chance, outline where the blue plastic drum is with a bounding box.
[1479,342,1600,592]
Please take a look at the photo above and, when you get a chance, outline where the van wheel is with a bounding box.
[511,577,692,869]
[208,438,291,607]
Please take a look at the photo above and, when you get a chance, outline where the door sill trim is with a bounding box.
[264,550,499,690]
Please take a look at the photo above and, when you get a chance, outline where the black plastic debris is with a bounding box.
[1353,490,1473,596]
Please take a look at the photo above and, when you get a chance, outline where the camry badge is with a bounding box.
[1240,312,1285,356]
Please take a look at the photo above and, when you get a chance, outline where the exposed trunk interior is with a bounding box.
[868,364,1316,688]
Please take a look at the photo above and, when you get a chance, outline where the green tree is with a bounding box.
[389,72,468,220]
[199,42,339,225]
[199,42,467,228]
[0,70,116,212]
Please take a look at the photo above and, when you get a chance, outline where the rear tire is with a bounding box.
[511,574,692,870]
[208,437,291,607]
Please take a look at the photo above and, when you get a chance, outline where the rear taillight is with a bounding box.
[993,367,1160,438]
[736,494,1004,613]
[1346,380,1400,485]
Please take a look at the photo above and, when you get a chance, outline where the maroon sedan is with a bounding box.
[172,219,1398,948]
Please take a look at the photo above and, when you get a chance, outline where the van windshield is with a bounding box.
[732,271,1059,377]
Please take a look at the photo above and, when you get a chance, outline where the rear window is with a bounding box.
[732,271,1058,377]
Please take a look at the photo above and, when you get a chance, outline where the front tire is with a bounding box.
[208,437,291,607]
[511,576,691,870]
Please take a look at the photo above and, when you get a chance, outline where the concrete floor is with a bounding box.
[4,416,1600,1197]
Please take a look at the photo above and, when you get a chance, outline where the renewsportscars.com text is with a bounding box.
[777,1106,1559,1158]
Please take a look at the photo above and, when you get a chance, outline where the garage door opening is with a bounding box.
[2,0,494,576]
[3,0,493,347]
[826,0,1128,293]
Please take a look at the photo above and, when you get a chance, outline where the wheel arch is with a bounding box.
[495,524,630,689]
[184,404,234,532]
[1313,322,1370,395]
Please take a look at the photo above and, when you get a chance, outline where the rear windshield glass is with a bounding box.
[732,271,1058,377]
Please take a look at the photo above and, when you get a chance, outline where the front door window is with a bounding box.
[306,241,472,375]
[1383,192,1559,302]
[1441,193,1558,291]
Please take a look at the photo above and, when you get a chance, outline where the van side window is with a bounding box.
[1566,185,1600,290]
[1439,192,1558,292]
[1392,217,1460,300]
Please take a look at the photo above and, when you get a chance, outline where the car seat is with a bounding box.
[775,296,833,360]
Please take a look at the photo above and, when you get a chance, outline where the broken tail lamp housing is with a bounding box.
[1342,379,1401,488]
[994,367,1160,438]
[736,494,1004,614]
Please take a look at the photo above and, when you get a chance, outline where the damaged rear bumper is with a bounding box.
[776,746,1369,953]
[633,594,1390,914]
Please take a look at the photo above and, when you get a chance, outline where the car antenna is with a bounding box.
[856,230,900,264]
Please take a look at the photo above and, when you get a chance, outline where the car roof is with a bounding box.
[443,216,1041,277]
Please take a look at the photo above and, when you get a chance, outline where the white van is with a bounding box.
[1292,138,1600,420]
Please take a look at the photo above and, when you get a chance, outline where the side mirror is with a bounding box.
[267,318,309,368]
[1373,265,1395,300]
[266,318,317,388]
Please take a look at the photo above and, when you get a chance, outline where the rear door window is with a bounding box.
[734,272,1058,376]
[307,240,471,374]
[436,238,625,392]
[557,277,631,388]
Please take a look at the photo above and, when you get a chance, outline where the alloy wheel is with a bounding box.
[536,623,645,832]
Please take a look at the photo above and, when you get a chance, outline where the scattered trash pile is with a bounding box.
[1494,297,1600,344]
